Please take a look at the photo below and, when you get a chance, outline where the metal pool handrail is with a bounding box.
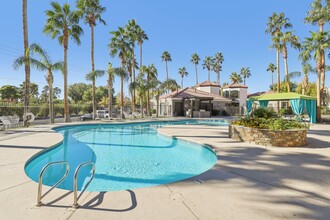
[72,161,95,208]
[36,161,69,206]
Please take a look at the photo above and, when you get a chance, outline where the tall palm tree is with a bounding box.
[202,56,213,81]
[107,62,114,117]
[305,0,330,92]
[126,20,140,112]
[267,63,277,91]
[22,0,31,126]
[213,52,224,84]
[85,70,105,119]
[161,51,172,81]
[136,26,148,71]
[190,53,200,85]
[273,31,301,92]
[14,44,63,124]
[229,72,243,84]
[178,67,189,88]
[147,64,158,115]
[126,51,139,112]
[113,67,129,118]
[266,12,292,93]
[289,63,315,95]
[76,0,106,119]
[109,27,131,118]
[44,2,83,122]
[240,67,251,85]
[300,31,330,122]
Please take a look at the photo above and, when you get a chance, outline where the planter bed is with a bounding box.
[229,125,307,147]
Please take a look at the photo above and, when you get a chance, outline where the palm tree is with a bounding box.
[266,12,292,93]
[131,71,147,117]
[190,53,200,85]
[136,26,148,71]
[202,56,213,81]
[229,72,243,84]
[273,31,301,92]
[22,0,31,126]
[126,51,139,112]
[305,0,330,92]
[289,63,315,95]
[14,44,63,124]
[267,63,277,91]
[152,80,163,117]
[162,79,179,92]
[85,70,105,119]
[107,62,114,117]
[44,2,83,122]
[300,31,330,122]
[240,67,251,85]
[126,20,140,112]
[76,0,106,119]
[113,67,129,118]
[178,67,189,88]
[109,26,131,118]
[213,52,224,84]
[161,51,172,81]
[146,64,158,115]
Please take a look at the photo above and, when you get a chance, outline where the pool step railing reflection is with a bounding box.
[72,161,95,208]
[36,161,70,206]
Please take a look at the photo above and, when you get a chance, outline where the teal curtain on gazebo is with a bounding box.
[259,100,269,108]
[246,100,253,115]
[290,99,305,115]
[305,100,316,123]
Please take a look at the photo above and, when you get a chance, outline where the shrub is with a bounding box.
[232,107,309,130]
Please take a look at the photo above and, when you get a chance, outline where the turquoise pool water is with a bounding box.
[25,120,227,192]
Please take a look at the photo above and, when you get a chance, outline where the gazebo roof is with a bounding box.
[249,92,316,101]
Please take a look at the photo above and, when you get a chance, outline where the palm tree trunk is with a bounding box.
[156,90,159,117]
[276,50,280,93]
[181,77,183,89]
[316,71,321,122]
[244,77,246,85]
[63,33,70,122]
[130,71,134,114]
[120,75,124,119]
[284,57,290,92]
[272,72,274,92]
[195,64,198,85]
[138,43,142,109]
[132,47,135,113]
[92,79,96,120]
[165,61,169,81]
[108,77,113,118]
[48,71,54,124]
[23,0,30,127]
[147,75,150,116]
[217,71,220,85]
[208,69,210,81]
[91,24,96,120]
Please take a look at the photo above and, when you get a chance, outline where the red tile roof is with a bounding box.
[160,87,231,102]
[223,83,248,89]
[196,80,221,87]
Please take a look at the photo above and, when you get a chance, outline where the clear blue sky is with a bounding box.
[0,0,329,97]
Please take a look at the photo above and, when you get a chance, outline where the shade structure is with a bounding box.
[247,92,316,123]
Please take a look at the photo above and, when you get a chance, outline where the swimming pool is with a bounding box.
[25,119,227,192]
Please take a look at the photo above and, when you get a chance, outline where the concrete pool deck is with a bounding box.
[0,120,329,219]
